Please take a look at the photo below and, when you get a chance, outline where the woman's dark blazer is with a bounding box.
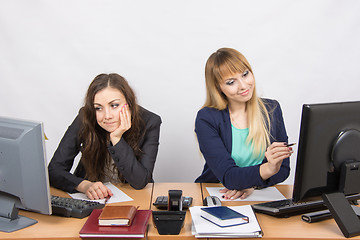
[194,98,290,190]
[48,106,161,193]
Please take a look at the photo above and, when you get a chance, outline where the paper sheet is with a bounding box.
[190,205,262,237]
[68,182,133,204]
[206,186,286,201]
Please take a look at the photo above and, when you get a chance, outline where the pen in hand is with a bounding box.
[104,195,111,204]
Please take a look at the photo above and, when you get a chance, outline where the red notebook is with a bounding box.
[79,209,152,238]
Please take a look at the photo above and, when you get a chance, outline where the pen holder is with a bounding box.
[152,210,186,235]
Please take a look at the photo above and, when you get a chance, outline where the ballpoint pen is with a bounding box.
[105,195,111,204]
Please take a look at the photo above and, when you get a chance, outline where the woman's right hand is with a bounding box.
[76,180,113,200]
[260,142,293,180]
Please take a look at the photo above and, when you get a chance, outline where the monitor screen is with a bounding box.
[0,116,52,232]
[292,101,360,202]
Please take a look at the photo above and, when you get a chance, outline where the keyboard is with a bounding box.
[252,193,360,218]
[153,196,193,210]
[51,195,105,218]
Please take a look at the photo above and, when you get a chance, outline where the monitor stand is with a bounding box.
[0,196,37,233]
[322,159,360,238]
[326,129,360,237]
[322,192,360,238]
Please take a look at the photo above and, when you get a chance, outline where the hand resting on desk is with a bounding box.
[220,187,255,200]
[76,180,113,200]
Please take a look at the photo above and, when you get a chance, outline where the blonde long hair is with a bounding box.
[203,48,270,157]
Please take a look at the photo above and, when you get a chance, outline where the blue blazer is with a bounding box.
[194,98,290,190]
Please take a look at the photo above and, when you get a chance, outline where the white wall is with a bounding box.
[1,0,360,185]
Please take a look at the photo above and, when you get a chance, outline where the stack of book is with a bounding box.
[190,205,262,238]
[79,205,151,238]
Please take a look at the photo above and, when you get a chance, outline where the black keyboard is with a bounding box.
[51,195,105,218]
[252,193,360,218]
[153,196,193,210]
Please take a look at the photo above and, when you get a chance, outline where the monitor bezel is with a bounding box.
[0,116,52,232]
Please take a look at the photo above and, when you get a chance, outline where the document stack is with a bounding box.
[190,205,262,238]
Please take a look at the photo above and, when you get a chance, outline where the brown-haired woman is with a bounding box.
[48,73,161,200]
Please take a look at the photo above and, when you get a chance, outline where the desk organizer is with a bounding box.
[152,210,186,235]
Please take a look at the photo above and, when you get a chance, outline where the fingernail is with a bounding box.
[222,195,225,198]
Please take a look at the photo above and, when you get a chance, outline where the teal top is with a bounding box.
[231,124,264,167]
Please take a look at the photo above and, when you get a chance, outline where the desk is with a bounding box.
[1,183,359,240]
[147,182,203,240]
[0,183,153,240]
[202,183,360,240]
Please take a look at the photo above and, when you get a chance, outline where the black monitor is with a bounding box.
[0,116,52,233]
[292,101,360,237]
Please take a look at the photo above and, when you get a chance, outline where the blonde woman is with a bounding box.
[195,48,292,200]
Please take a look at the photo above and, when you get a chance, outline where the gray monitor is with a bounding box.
[0,116,52,232]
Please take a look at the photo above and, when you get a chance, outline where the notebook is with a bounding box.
[79,209,151,238]
[190,205,262,238]
[98,205,138,226]
[201,206,249,227]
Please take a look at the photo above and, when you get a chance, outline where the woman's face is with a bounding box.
[219,69,255,106]
[93,87,127,133]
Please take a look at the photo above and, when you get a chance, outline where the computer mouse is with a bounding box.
[203,196,222,206]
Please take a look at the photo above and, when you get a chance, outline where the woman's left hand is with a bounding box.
[110,104,131,145]
[219,187,255,200]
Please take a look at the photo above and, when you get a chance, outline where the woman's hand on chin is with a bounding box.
[110,104,131,145]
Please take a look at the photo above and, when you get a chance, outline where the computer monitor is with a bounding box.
[0,116,52,233]
[292,101,360,237]
[292,101,360,201]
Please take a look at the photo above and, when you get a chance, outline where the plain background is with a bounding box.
[1,0,359,185]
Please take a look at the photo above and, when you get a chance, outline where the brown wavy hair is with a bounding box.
[79,73,144,182]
